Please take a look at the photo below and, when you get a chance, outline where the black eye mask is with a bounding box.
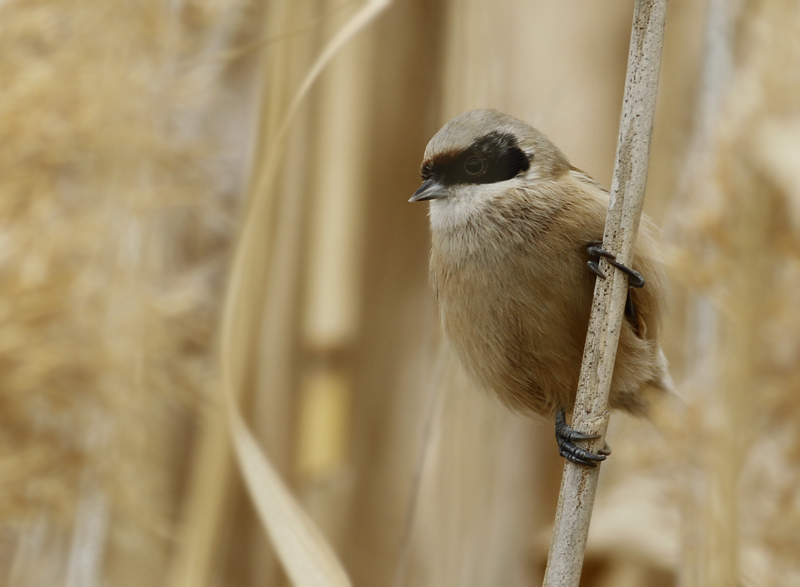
[422,131,531,186]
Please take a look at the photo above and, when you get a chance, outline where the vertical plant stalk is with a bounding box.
[541,1,667,586]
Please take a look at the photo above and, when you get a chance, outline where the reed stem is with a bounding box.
[542,1,668,585]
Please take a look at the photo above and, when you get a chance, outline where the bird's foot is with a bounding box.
[555,407,609,467]
[586,241,645,288]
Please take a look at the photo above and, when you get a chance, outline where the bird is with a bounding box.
[409,109,671,466]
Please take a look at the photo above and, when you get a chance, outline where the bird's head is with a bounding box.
[409,110,571,213]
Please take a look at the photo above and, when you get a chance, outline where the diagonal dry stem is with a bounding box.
[542,1,668,585]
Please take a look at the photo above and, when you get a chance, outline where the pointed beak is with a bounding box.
[409,179,448,202]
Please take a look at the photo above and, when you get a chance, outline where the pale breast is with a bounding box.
[431,218,594,416]
[427,175,670,417]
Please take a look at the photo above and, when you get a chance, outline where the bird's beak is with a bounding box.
[409,179,448,202]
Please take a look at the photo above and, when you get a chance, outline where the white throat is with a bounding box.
[428,184,497,233]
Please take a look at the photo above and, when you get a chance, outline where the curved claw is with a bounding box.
[606,258,645,288]
[585,241,645,288]
[558,441,606,467]
[555,407,608,468]
[587,260,606,280]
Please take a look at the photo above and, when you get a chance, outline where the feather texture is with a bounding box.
[423,110,670,418]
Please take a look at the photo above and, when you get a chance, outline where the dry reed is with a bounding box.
[0,0,245,584]
[3,0,799,586]
[664,1,800,585]
[544,2,668,584]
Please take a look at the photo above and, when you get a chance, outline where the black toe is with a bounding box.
[585,242,645,288]
[587,260,605,280]
[555,407,608,467]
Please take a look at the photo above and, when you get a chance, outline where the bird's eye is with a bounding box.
[464,156,485,176]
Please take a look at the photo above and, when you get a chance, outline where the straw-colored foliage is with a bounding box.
[666,1,800,584]
[0,0,242,583]
[1,0,799,585]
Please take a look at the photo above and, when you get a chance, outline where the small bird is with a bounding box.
[409,109,671,466]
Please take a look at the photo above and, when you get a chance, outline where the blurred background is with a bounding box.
[1,0,799,585]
